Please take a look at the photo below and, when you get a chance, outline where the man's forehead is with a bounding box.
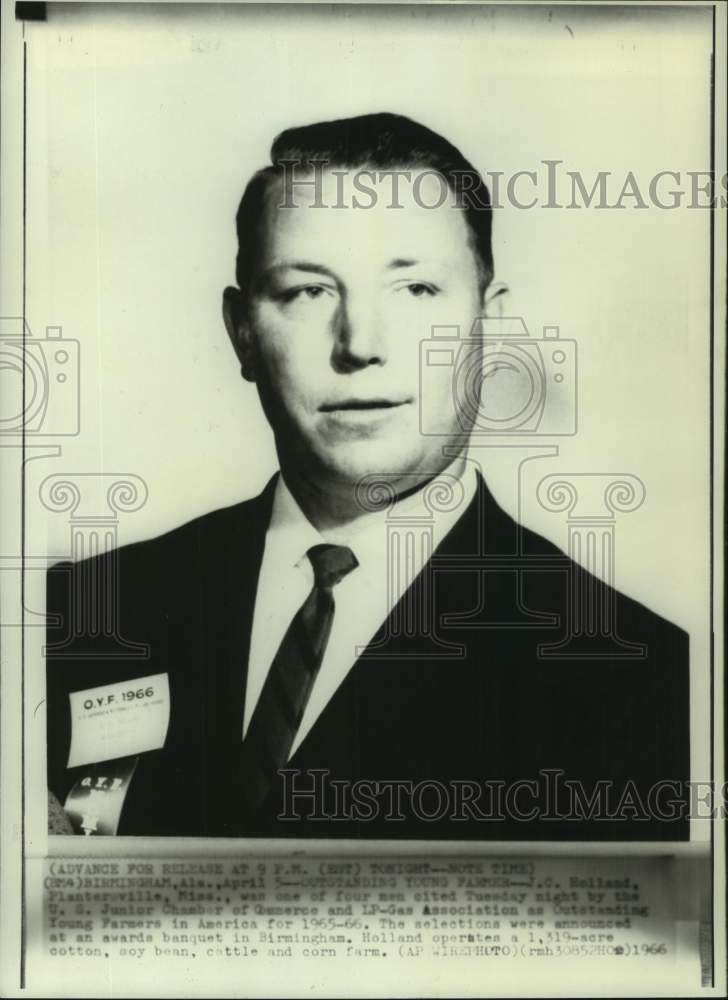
[260,167,472,259]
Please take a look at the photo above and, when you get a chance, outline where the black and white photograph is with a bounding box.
[0,0,724,996]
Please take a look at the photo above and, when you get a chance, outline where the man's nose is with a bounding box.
[331,296,387,372]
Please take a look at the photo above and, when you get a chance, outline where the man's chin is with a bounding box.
[313,440,451,492]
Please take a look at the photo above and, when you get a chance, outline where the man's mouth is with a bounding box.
[319,398,408,412]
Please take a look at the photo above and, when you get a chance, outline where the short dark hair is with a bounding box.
[234,112,494,295]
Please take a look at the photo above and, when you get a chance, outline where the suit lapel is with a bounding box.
[198,477,277,769]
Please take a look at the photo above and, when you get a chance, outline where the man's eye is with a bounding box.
[279,285,330,303]
[405,283,437,298]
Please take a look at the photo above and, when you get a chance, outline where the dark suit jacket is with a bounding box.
[46,473,690,840]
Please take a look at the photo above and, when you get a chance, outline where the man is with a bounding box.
[46,113,689,839]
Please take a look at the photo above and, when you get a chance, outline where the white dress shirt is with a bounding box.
[244,457,478,758]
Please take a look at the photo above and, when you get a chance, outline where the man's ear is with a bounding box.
[222,286,257,382]
[482,280,509,317]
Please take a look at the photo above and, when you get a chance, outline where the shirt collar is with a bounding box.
[266,475,325,573]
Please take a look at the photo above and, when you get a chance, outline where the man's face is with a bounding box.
[234,168,485,489]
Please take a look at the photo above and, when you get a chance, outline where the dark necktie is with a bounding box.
[240,543,359,814]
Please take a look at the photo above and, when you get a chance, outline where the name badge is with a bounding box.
[67,673,170,768]
[64,757,139,836]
